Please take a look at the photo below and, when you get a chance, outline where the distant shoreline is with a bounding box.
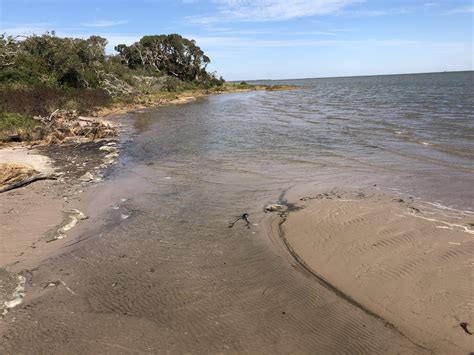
[237,69,473,83]
[94,83,299,119]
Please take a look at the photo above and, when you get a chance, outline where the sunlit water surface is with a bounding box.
[126,71,473,212]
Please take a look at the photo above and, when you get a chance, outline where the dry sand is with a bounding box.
[0,147,55,176]
[279,189,474,353]
[0,147,59,267]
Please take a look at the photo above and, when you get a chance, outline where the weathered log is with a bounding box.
[0,174,56,193]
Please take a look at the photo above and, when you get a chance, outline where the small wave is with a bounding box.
[1,274,26,317]
[406,213,474,235]
[424,201,474,216]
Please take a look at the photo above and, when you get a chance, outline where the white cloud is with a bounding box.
[448,6,474,14]
[188,35,466,49]
[81,20,129,28]
[190,0,361,23]
[187,16,225,25]
[101,34,140,52]
[341,7,411,17]
[0,23,54,36]
[207,27,338,36]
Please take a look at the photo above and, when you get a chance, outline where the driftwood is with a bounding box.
[0,174,56,193]
[29,109,116,144]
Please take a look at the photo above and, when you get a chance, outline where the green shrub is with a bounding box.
[0,112,42,141]
[0,112,38,130]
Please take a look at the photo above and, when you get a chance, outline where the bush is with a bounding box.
[0,86,111,116]
[0,112,41,141]
[0,112,38,130]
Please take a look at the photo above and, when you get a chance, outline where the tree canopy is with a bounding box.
[115,34,212,82]
[0,32,224,92]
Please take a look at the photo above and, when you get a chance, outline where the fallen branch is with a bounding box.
[0,173,56,193]
[48,108,60,121]
[27,109,116,145]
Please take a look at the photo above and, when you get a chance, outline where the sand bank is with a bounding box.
[278,189,473,353]
[95,84,298,117]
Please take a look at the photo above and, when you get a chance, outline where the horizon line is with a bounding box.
[235,69,473,82]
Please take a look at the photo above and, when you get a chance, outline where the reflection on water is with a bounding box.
[129,71,473,210]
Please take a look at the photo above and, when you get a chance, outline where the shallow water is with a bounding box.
[133,71,474,211]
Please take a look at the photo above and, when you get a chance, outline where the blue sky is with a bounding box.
[1,0,472,80]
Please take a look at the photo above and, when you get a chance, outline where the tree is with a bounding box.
[78,35,108,66]
[0,34,21,69]
[115,34,212,82]
[18,33,108,87]
[0,31,224,91]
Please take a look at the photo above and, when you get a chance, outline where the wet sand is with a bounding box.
[0,163,451,354]
[0,139,124,316]
[0,165,431,354]
[280,190,474,353]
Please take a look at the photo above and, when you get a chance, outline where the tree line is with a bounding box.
[0,32,224,93]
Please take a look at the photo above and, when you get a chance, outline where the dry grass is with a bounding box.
[36,111,117,145]
[0,110,117,145]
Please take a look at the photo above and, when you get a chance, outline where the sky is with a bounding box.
[0,0,473,80]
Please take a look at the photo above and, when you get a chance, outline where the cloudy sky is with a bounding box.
[1,0,472,80]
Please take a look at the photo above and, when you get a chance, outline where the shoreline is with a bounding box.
[93,84,299,118]
[273,188,473,354]
[0,84,297,315]
[0,139,126,315]
[1,84,471,352]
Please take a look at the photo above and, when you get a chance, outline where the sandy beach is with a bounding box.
[1,76,473,353]
[1,0,472,347]
[279,189,474,353]
[0,167,432,354]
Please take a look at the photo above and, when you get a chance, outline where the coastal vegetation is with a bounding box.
[0,32,223,143]
[0,32,222,113]
[0,112,40,142]
[0,32,294,144]
[0,32,223,90]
